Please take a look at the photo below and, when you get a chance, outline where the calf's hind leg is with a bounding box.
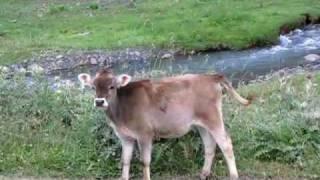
[209,127,238,179]
[205,117,239,179]
[203,105,239,179]
[138,138,152,180]
[197,126,217,180]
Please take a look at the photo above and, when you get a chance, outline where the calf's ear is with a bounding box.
[116,74,132,88]
[78,73,92,89]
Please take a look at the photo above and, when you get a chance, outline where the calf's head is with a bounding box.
[78,69,132,109]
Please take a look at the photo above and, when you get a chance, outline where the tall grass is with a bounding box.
[0,72,319,178]
[225,74,320,176]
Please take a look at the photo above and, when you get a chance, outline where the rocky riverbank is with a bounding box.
[248,53,320,84]
[0,48,176,77]
[1,50,320,89]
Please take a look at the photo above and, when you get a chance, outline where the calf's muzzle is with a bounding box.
[94,98,108,108]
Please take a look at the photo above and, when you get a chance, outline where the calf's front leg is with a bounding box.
[138,138,152,180]
[120,138,135,180]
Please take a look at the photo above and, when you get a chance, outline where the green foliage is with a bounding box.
[88,3,99,10]
[1,0,320,64]
[0,72,320,178]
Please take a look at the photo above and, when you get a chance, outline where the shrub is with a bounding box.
[89,3,99,10]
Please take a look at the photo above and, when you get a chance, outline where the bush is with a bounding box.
[88,3,99,10]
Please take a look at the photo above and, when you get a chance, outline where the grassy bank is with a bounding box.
[0,72,319,179]
[1,0,320,64]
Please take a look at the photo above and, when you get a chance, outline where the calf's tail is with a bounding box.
[217,75,253,106]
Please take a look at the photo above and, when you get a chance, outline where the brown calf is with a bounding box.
[78,69,251,180]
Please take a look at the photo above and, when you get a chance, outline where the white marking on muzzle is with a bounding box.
[94,98,109,108]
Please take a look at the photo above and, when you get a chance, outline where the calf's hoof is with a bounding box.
[230,174,239,180]
[199,170,211,180]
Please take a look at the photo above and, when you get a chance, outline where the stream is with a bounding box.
[48,25,320,86]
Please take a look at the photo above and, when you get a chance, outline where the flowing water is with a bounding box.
[51,25,320,85]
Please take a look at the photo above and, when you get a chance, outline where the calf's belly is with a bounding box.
[152,117,195,138]
[149,106,196,138]
[156,125,192,138]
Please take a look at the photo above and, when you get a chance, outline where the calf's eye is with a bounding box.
[110,86,115,90]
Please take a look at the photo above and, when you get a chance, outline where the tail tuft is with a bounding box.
[244,94,255,106]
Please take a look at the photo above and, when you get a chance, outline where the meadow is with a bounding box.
[1,0,320,64]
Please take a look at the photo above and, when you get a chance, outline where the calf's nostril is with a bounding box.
[95,100,104,107]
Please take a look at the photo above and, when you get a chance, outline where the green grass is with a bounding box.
[0,72,319,178]
[1,0,320,65]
